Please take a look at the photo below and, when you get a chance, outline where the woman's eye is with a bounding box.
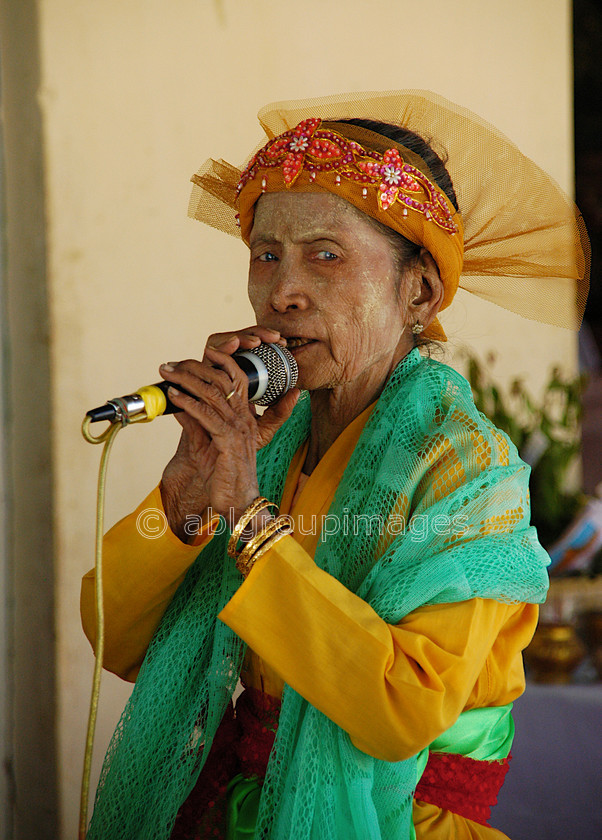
[316,250,337,261]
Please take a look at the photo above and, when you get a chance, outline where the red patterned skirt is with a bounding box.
[170,688,510,838]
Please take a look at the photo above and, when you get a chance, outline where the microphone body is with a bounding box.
[86,342,298,424]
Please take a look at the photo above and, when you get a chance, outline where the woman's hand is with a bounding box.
[159,326,300,542]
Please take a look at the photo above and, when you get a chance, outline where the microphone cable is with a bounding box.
[78,399,159,839]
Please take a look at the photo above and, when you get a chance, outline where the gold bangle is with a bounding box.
[241,526,292,577]
[236,516,283,571]
[227,497,277,559]
[236,515,293,578]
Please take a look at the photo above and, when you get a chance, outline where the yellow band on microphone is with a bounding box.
[137,384,167,422]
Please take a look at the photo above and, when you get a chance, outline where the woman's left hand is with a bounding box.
[159,332,299,523]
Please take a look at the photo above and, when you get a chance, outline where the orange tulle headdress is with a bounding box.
[188,90,589,340]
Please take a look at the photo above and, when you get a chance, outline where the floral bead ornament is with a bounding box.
[234,118,464,341]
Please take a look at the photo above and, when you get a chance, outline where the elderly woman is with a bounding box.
[81,92,587,840]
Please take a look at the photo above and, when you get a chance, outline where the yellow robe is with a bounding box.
[81,404,537,839]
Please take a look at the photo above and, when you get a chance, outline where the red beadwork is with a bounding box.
[415,750,512,826]
[170,689,281,840]
[233,688,280,779]
[171,691,510,838]
[236,119,458,233]
[170,703,239,840]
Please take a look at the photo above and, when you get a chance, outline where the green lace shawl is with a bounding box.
[87,349,549,839]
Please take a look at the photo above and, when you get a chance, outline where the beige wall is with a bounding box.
[1,2,58,838]
[1,0,576,836]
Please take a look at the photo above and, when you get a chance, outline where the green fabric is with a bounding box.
[226,702,515,839]
[226,775,262,840]
[87,349,549,840]
[415,702,515,783]
[430,703,514,761]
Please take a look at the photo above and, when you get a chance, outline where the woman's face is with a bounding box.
[248,191,418,392]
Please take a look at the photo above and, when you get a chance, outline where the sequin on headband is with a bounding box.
[236,118,458,234]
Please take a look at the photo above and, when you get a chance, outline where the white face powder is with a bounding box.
[248,192,417,393]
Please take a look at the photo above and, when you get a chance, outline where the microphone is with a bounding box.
[86,342,299,424]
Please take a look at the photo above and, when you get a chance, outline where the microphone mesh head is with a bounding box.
[248,343,298,405]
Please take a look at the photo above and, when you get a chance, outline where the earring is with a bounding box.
[412,323,424,335]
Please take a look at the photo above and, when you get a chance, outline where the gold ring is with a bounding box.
[225,388,236,401]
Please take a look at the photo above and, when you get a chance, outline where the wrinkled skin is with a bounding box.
[160,192,443,542]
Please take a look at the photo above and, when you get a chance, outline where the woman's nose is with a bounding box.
[269,265,310,313]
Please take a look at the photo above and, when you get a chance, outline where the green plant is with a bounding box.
[465,354,587,548]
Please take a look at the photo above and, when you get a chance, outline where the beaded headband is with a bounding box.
[236,118,458,233]
[230,119,464,340]
[188,91,589,336]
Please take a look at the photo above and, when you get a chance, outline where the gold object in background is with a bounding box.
[524,622,587,684]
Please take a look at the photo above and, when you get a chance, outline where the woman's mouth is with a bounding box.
[285,337,316,349]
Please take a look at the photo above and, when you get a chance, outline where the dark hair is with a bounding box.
[339,118,458,209]
[338,118,456,350]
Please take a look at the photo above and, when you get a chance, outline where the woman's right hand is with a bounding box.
[159,325,294,543]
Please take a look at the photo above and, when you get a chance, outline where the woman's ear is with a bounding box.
[408,249,444,330]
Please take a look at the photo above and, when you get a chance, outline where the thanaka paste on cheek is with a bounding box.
[249,193,414,404]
